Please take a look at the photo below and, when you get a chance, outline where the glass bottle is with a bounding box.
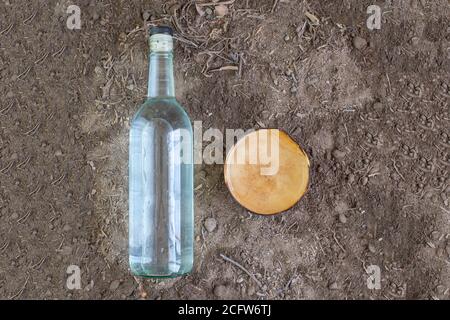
[129,26,194,277]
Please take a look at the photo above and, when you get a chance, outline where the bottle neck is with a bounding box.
[147,34,175,98]
[147,52,175,98]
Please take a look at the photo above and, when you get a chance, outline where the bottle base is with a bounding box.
[130,261,192,278]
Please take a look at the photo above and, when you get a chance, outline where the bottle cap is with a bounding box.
[149,26,173,36]
[149,26,173,52]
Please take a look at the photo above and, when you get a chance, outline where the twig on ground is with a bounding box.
[52,45,66,58]
[16,155,31,169]
[0,101,14,114]
[220,253,262,287]
[9,275,30,300]
[23,122,40,136]
[30,256,46,269]
[0,241,9,253]
[392,159,405,181]
[271,0,279,13]
[34,51,49,64]
[209,65,239,73]
[332,231,346,253]
[0,22,14,35]
[23,11,37,24]
[17,210,32,224]
[198,0,235,7]
[0,161,15,174]
[17,65,32,80]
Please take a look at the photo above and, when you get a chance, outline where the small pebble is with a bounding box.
[430,231,440,241]
[215,4,228,17]
[214,285,230,298]
[205,7,213,17]
[353,36,367,50]
[373,102,383,112]
[92,12,100,21]
[410,36,420,45]
[84,280,94,291]
[332,149,346,160]
[338,213,347,224]
[94,66,103,75]
[109,280,121,291]
[142,10,152,21]
[204,217,217,232]
[368,243,376,253]
[347,173,355,184]
[361,176,369,186]
[435,284,445,295]
[329,282,341,290]
[247,285,256,296]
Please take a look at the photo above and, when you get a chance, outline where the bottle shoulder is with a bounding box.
[132,97,192,130]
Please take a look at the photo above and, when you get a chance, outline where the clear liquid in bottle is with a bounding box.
[129,27,193,277]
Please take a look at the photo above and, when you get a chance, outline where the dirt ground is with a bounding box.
[0,0,449,300]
